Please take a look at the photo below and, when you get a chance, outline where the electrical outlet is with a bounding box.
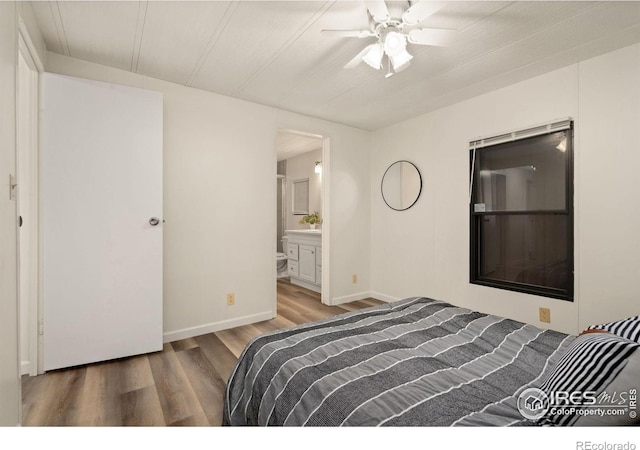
[227,292,235,306]
[539,307,551,323]
[352,274,358,284]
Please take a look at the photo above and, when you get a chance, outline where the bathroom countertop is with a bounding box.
[285,229,321,235]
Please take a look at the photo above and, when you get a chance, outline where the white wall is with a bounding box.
[370,44,640,335]
[0,1,20,426]
[285,148,322,231]
[44,51,372,338]
[577,45,640,330]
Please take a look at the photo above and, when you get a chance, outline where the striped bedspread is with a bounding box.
[223,297,574,426]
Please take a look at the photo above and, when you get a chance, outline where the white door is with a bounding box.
[298,245,316,284]
[42,73,163,371]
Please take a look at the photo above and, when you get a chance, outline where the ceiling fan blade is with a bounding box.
[321,29,375,38]
[407,28,456,46]
[402,1,445,26]
[365,0,390,23]
[344,44,377,69]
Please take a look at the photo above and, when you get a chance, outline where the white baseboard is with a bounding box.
[331,291,373,305]
[163,310,275,343]
[163,294,402,342]
[369,292,401,303]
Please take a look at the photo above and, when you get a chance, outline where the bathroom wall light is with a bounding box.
[315,161,322,174]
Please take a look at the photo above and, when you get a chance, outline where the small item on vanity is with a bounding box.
[299,211,322,230]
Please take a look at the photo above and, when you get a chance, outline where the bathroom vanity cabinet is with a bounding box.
[285,230,321,293]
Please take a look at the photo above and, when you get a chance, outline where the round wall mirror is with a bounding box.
[381,160,422,211]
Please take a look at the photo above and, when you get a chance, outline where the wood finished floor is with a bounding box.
[21,279,382,426]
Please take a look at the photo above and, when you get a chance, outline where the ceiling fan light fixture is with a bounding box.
[383,31,406,56]
[382,31,412,71]
[389,50,413,71]
[384,56,394,78]
[362,43,384,69]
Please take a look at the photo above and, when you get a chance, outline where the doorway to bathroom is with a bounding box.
[276,129,327,303]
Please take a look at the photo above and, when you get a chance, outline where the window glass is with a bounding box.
[475,131,567,212]
[478,214,569,291]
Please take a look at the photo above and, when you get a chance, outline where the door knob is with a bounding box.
[149,217,160,226]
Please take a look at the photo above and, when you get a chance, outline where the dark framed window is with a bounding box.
[470,121,574,301]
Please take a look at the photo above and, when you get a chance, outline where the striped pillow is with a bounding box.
[587,316,640,343]
[536,332,639,426]
[572,348,640,426]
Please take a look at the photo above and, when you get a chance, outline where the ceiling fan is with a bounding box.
[322,1,456,77]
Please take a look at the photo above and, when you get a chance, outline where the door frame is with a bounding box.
[275,128,330,307]
[17,18,43,376]
[320,136,330,305]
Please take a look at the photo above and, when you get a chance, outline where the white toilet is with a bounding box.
[277,236,288,278]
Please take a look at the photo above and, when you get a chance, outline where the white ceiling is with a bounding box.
[31,1,640,131]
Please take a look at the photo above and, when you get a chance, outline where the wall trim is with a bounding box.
[321,136,330,306]
[162,311,275,343]
[20,361,31,376]
[17,30,41,376]
[18,18,44,72]
[369,291,401,303]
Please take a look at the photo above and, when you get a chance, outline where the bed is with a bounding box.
[223,297,639,426]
